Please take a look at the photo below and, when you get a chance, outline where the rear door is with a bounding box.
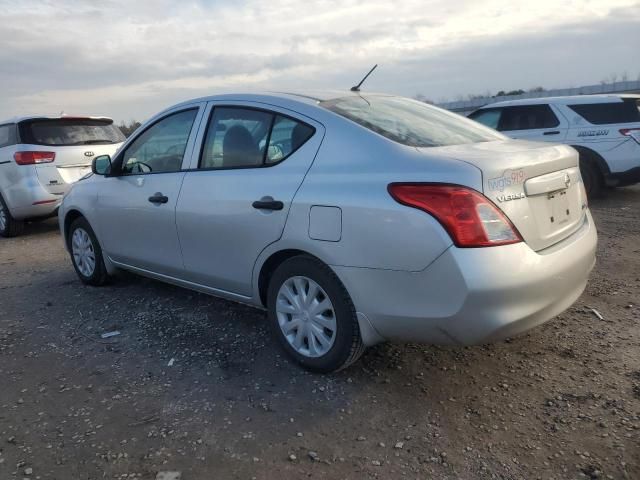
[176,102,324,296]
[17,118,125,194]
[496,104,567,141]
[95,106,204,277]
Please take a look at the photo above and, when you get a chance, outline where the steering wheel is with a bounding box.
[131,161,152,173]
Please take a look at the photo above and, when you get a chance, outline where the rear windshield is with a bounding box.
[320,96,502,147]
[568,99,640,125]
[19,119,126,146]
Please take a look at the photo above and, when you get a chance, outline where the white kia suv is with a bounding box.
[469,95,640,196]
[0,115,125,237]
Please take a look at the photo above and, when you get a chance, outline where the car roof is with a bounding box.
[168,90,396,110]
[0,114,114,125]
[479,94,640,109]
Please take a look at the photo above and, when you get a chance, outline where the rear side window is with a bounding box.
[497,105,559,131]
[18,118,126,146]
[568,100,640,125]
[199,107,315,169]
[0,124,17,148]
[468,109,501,129]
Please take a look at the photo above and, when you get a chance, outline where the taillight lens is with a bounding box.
[620,128,640,144]
[14,151,56,165]
[388,183,522,247]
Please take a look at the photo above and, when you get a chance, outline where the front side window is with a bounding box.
[497,105,560,131]
[321,96,502,147]
[468,109,502,130]
[121,109,197,174]
[18,119,125,146]
[568,100,640,125]
[199,107,315,169]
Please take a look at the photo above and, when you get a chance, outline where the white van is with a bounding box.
[0,116,125,236]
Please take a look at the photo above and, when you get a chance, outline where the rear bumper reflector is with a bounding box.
[32,199,59,205]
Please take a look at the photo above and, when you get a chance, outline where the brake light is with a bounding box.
[620,128,640,144]
[388,183,522,247]
[14,151,56,165]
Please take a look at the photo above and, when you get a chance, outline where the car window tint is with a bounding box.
[19,119,125,146]
[266,116,315,164]
[321,96,502,147]
[568,101,640,125]
[121,109,197,175]
[468,109,502,130]
[0,124,15,148]
[200,108,274,169]
[497,105,560,131]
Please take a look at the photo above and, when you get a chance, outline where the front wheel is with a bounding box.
[68,217,109,286]
[267,256,365,373]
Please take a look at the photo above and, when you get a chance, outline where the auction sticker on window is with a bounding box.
[487,169,526,192]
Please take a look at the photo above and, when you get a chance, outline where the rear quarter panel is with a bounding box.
[260,115,483,275]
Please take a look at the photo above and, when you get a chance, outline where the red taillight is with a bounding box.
[388,183,523,248]
[620,128,640,144]
[14,151,56,165]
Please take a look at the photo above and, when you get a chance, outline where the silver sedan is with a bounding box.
[59,91,597,372]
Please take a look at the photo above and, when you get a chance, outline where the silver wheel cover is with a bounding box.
[276,276,337,358]
[71,228,96,277]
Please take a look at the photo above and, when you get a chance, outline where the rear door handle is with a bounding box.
[252,199,284,211]
[148,193,169,204]
[543,130,560,136]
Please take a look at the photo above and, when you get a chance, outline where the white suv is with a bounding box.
[469,95,640,196]
[0,116,125,237]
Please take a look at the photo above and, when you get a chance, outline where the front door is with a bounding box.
[95,106,204,277]
[176,103,324,296]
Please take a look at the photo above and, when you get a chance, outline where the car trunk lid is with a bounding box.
[30,144,122,194]
[418,140,588,251]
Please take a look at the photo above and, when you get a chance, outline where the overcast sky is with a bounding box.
[1,0,639,123]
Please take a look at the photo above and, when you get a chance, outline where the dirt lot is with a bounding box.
[0,187,639,480]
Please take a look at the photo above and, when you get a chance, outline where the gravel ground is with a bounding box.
[0,186,639,480]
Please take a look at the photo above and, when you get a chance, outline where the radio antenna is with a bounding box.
[350,64,378,92]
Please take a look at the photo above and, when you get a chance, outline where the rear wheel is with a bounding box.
[267,256,365,373]
[68,217,109,286]
[0,195,24,238]
[579,155,603,198]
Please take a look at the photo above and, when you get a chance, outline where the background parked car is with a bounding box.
[468,95,640,196]
[0,115,125,237]
[59,92,596,372]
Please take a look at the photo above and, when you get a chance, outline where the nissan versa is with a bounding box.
[0,115,125,237]
[58,92,597,372]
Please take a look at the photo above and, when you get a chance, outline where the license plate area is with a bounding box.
[547,189,572,227]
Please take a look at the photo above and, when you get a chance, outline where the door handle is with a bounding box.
[148,193,169,204]
[543,130,560,135]
[252,199,284,211]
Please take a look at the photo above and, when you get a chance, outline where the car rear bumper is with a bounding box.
[5,181,65,219]
[333,210,597,346]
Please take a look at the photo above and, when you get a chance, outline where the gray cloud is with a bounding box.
[0,0,638,121]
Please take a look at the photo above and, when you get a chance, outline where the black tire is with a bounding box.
[67,216,109,286]
[267,255,365,373]
[0,195,25,238]
[579,156,603,198]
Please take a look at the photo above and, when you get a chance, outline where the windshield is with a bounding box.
[19,119,126,146]
[321,96,503,147]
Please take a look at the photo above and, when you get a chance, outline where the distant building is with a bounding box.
[437,80,640,116]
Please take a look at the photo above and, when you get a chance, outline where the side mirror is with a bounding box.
[92,155,112,176]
